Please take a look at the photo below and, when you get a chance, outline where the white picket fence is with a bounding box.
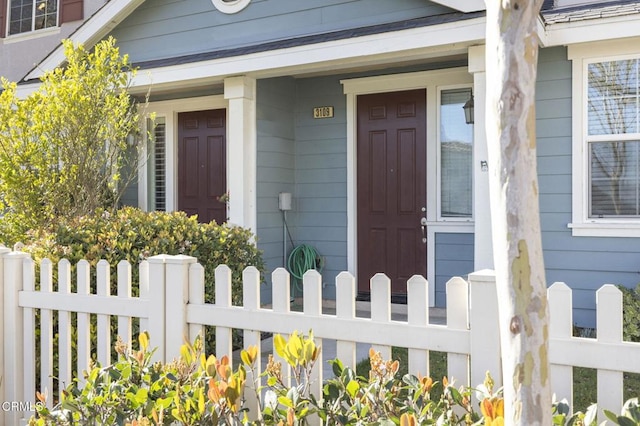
[1,248,639,425]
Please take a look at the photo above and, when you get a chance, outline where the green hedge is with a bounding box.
[620,283,640,343]
[20,206,265,305]
[30,332,640,426]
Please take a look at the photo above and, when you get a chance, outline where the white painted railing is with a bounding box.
[1,249,639,425]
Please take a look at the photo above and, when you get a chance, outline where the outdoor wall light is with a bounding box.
[463,94,474,125]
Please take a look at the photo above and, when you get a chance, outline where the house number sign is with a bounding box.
[313,106,334,119]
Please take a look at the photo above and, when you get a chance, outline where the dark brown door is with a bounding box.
[357,89,427,298]
[178,109,227,224]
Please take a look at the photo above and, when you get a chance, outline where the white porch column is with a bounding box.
[224,76,257,232]
[469,45,493,270]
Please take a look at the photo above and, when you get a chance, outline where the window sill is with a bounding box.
[568,221,640,238]
[3,27,60,44]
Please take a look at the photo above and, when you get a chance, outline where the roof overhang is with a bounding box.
[544,12,640,46]
[24,0,146,82]
[17,14,486,98]
[127,16,486,95]
[432,0,485,13]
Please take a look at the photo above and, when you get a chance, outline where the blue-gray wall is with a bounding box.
[434,233,474,307]
[256,75,348,301]
[293,76,348,299]
[256,77,296,299]
[537,46,640,327]
[109,0,452,63]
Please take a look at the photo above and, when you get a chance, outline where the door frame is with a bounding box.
[139,95,228,213]
[342,68,474,306]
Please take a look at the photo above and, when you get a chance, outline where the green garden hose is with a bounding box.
[287,244,324,295]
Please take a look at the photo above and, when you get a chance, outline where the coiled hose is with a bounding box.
[287,244,324,295]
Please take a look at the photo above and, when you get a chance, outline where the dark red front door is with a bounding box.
[177,109,227,224]
[357,89,427,297]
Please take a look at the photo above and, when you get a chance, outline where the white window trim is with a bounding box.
[341,68,473,307]
[569,39,640,237]
[3,26,60,44]
[211,0,250,14]
[139,95,228,214]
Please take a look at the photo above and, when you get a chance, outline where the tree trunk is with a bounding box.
[485,1,551,424]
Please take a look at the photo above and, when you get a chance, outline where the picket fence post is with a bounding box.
[0,245,10,426]
[58,260,72,397]
[39,259,54,408]
[335,272,357,370]
[407,275,429,376]
[468,270,502,392]
[96,260,112,366]
[77,260,91,387]
[596,285,623,423]
[2,250,29,426]
[188,263,205,351]
[272,268,291,386]
[22,257,36,421]
[165,255,197,361]
[446,276,470,385]
[147,255,168,362]
[242,266,262,416]
[303,270,323,401]
[213,264,232,360]
[117,260,133,350]
[370,273,392,360]
[548,282,573,409]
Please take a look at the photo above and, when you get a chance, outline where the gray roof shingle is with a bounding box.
[542,0,640,24]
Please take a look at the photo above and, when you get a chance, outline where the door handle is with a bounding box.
[420,217,427,243]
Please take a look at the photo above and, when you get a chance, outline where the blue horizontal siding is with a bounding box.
[434,233,474,307]
[255,77,296,303]
[536,47,640,327]
[109,0,452,64]
[293,75,347,300]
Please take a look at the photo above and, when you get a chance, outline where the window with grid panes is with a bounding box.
[587,59,640,218]
[9,0,57,35]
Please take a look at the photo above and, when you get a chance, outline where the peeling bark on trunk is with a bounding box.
[485,1,551,424]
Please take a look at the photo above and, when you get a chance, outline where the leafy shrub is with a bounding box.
[619,284,640,342]
[20,206,264,306]
[0,37,145,242]
[30,332,243,425]
[30,332,480,425]
[319,351,481,425]
[31,331,640,426]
